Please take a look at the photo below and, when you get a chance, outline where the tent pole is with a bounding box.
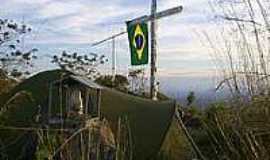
[174,103,206,160]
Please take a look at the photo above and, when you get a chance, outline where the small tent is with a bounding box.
[0,70,192,159]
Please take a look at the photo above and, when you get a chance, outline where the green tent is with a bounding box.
[0,70,192,159]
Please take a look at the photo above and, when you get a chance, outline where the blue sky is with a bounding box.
[0,0,219,78]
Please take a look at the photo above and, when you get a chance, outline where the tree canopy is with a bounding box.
[0,18,38,79]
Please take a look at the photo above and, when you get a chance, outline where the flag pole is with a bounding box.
[150,0,158,100]
[112,37,116,83]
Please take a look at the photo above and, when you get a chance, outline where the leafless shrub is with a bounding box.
[204,0,270,99]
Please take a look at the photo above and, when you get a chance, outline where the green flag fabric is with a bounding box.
[127,22,149,65]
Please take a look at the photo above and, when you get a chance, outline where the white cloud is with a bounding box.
[0,0,220,78]
[39,1,82,18]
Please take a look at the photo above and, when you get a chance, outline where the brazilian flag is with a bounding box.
[127,22,149,65]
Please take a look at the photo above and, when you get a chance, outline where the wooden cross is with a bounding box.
[128,0,183,100]
[92,1,183,100]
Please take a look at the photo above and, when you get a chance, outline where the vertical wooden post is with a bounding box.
[150,0,158,100]
[85,89,90,114]
[91,2,182,101]
[112,37,116,83]
[59,77,63,131]
[116,117,122,160]
[97,89,101,118]
[48,83,53,121]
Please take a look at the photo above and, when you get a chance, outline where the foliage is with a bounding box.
[128,69,147,94]
[186,91,195,106]
[0,79,15,95]
[35,118,116,160]
[116,116,133,160]
[0,18,38,79]
[186,106,200,117]
[186,100,270,160]
[0,69,17,95]
[205,102,227,114]
[51,51,107,79]
[95,74,129,91]
[195,1,270,157]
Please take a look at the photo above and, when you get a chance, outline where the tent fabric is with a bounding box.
[100,89,175,159]
[0,69,176,159]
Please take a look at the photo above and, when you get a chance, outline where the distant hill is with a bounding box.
[158,76,231,107]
